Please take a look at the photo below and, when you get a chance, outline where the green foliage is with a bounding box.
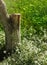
[0,0,47,65]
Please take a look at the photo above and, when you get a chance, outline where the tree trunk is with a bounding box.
[0,0,21,51]
[5,14,21,51]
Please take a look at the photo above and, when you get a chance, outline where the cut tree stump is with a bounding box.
[0,13,21,52]
[0,13,21,60]
[0,0,21,52]
[5,14,21,51]
[0,0,21,61]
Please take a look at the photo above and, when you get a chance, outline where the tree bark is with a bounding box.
[5,14,20,51]
[0,0,21,51]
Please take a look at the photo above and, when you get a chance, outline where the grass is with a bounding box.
[0,0,47,65]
